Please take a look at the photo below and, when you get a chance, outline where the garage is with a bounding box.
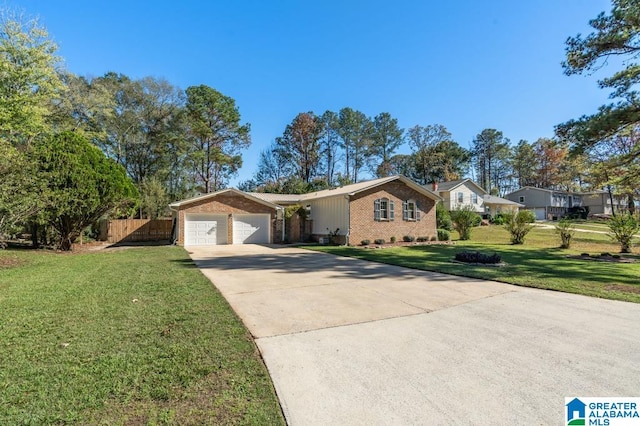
[533,208,546,221]
[185,214,228,246]
[233,214,270,244]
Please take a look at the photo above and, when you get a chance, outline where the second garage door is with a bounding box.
[233,214,270,244]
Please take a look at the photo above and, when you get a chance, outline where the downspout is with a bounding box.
[280,207,285,243]
[345,195,350,246]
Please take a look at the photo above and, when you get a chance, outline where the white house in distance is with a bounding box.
[434,179,523,217]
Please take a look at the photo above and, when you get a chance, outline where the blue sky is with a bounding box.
[11,0,612,185]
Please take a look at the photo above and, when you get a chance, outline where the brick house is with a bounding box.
[170,176,441,246]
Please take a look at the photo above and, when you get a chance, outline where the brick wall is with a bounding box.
[176,193,282,245]
[348,181,437,245]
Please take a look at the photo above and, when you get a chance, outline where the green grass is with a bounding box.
[309,226,640,303]
[0,246,284,425]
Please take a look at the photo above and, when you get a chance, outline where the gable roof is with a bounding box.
[437,179,488,195]
[299,175,441,202]
[169,188,282,210]
[248,193,302,204]
[482,194,524,207]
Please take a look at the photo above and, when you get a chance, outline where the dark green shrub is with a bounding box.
[491,213,507,225]
[374,238,385,245]
[455,251,502,264]
[416,236,428,242]
[436,202,452,231]
[472,214,482,227]
[361,239,370,246]
[390,236,397,243]
[402,235,415,242]
[437,229,450,241]
[430,236,437,241]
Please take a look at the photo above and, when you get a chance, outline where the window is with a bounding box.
[402,199,420,221]
[472,193,478,204]
[457,192,464,203]
[519,196,525,203]
[374,198,394,221]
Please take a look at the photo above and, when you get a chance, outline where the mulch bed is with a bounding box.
[361,241,457,249]
[566,253,638,263]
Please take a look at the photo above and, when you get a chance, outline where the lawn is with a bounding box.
[309,226,640,303]
[0,246,284,425]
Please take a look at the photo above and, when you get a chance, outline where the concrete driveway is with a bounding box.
[189,245,640,425]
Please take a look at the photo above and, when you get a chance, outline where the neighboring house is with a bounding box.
[434,179,523,217]
[504,187,628,220]
[169,175,441,246]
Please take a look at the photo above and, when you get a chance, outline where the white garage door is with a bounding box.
[233,214,270,244]
[533,208,546,221]
[185,214,227,246]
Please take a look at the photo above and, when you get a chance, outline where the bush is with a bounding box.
[472,214,482,227]
[555,219,575,249]
[454,251,502,264]
[361,239,370,246]
[436,202,452,231]
[390,236,397,243]
[491,213,508,225]
[430,236,437,241]
[450,205,480,240]
[437,229,450,241]
[416,236,428,242]
[607,213,640,253]
[374,238,385,245]
[503,210,535,244]
[402,235,415,242]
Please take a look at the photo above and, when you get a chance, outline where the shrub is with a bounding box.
[450,205,480,240]
[402,235,415,242]
[374,238,385,245]
[437,229,450,241]
[472,214,482,227]
[454,251,502,264]
[503,210,535,244]
[436,202,452,231]
[430,236,437,241]
[555,219,575,249]
[491,213,508,225]
[607,213,640,253]
[390,236,397,243]
[416,236,428,242]
[361,239,370,246]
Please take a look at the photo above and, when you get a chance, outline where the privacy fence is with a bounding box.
[99,219,173,243]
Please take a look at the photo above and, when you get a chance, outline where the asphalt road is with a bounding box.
[189,244,640,425]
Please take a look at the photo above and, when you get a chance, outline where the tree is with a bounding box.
[503,210,536,245]
[32,131,137,250]
[370,112,403,177]
[510,140,538,188]
[319,110,341,186]
[276,112,322,184]
[532,138,567,188]
[185,85,250,193]
[450,205,480,240]
[0,14,63,145]
[558,0,640,158]
[336,107,372,183]
[555,219,576,249]
[607,212,639,253]
[471,129,512,194]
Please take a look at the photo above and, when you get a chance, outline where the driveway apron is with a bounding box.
[189,245,640,425]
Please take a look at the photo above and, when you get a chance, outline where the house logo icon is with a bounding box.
[566,398,586,425]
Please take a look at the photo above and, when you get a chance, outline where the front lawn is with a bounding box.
[0,246,284,425]
[309,226,640,303]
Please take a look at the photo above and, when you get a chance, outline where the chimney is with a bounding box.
[432,182,438,192]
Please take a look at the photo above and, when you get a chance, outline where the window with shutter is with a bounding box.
[389,200,394,221]
[374,199,381,221]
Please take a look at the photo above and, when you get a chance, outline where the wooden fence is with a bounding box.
[100,219,173,243]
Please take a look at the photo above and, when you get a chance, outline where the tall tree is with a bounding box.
[532,138,567,189]
[0,14,63,145]
[370,112,403,177]
[510,140,538,188]
[185,85,250,193]
[319,110,340,186]
[336,107,372,183]
[406,124,470,184]
[276,112,322,184]
[557,0,640,158]
[32,131,137,250]
[471,129,512,194]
